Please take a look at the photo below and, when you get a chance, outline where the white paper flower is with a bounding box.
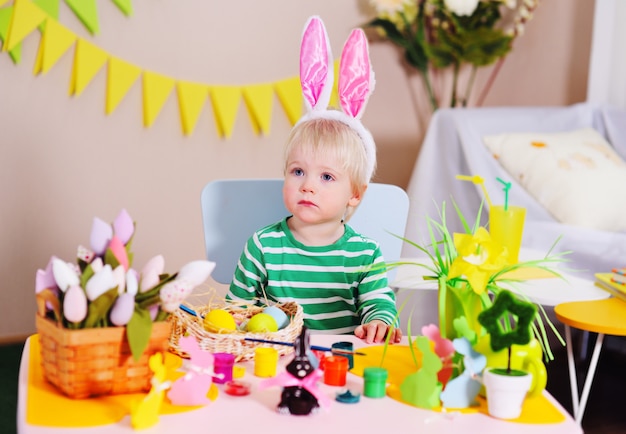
[51,258,80,292]
[140,255,165,293]
[444,0,480,16]
[126,270,139,296]
[177,260,216,287]
[85,264,116,301]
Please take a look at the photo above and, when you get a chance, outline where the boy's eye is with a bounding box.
[293,168,304,176]
[321,173,334,181]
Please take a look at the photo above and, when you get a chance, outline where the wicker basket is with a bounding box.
[35,314,172,399]
[169,301,304,361]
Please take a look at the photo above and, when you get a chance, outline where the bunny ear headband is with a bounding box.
[297,15,376,181]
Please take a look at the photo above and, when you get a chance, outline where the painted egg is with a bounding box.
[262,306,289,329]
[246,313,278,333]
[203,309,237,333]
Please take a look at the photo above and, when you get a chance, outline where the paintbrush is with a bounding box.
[243,337,366,356]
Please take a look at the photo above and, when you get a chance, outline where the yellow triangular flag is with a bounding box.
[242,83,274,136]
[142,70,175,127]
[69,38,108,96]
[64,0,99,34]
[176,80,209,136]
[274,77,302,126]
[329,59,340,109]
[106,56,141,114]
[209,86,241,139]
[3,0,47,52]
[33,18,76,75]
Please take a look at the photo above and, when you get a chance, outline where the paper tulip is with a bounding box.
[52,258,80,292]
[177,260,216,286]
[140,255,165,293]
[63,285,88,323]
[110,292,135,326]
[113,208,134,245]
[90,217,113,256]
[86,264,116,301]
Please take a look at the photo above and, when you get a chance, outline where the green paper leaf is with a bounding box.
[104,247,121,269]
[126,308,153,362]
[0,6,21,64]
[83,287,118,328]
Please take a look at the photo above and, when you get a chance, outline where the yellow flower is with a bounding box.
[448,227,506,295]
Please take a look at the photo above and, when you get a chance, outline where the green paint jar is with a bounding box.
[363,367,388,398]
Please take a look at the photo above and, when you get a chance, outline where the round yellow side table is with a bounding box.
[554,297,626,425]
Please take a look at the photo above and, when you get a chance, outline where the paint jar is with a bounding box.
[323,356,349,386]
[331,341,354,370]
[254,347,279,377]
[363,367,388,398]
[212,353,235,384]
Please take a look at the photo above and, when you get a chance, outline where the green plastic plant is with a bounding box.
[477,289,537,375]
[386,200,567,361]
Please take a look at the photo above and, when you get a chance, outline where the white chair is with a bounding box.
[200,178,410,285]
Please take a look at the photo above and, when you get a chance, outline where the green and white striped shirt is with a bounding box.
[227,218,398,334]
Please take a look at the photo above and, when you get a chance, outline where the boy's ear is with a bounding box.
[348,184,367,207]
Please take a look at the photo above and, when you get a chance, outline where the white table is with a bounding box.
[390,250,610,307]
[18,335,581,434]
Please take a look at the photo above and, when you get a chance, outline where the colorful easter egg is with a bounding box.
[203,309,237,333]
[246,313,278,333]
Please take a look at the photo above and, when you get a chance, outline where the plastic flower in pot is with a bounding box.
[35,209,215,360]
[388,200,566,360]
[477,289,537,419]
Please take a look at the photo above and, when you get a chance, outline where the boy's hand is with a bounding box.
[354,320,403,344]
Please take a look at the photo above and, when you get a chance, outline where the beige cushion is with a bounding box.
[483,128,626,232]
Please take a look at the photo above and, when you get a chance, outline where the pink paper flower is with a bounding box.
[63,284,88,323]
[140,255,165,293]
[160,280,193,313]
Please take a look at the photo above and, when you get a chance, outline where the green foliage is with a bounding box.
[126,308,153,362]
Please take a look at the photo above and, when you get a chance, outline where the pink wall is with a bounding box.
[0,0,595,340]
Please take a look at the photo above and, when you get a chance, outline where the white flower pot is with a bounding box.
[483,367,532,419]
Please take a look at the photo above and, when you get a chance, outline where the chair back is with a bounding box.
[200,178,409,284]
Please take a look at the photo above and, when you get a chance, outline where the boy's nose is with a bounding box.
[300,179,315,193]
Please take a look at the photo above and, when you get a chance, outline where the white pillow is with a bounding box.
[483,128,626,232]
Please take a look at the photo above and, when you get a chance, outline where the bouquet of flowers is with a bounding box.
[391,201,566,360]
[366,0,538,110]
[35,209,215,360]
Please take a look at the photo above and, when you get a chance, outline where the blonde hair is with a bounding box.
[284,117,376,222]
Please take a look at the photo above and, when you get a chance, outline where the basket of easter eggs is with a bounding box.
[169,300,304,361]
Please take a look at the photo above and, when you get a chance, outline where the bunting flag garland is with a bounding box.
[0,6,20,63]
[69,38,108,96]
[176,81,209,136]
[142,70,175,127]
[242,84,274,136]
[106,56,141,114]
[64,0,98,35]
[0,0,344,140]
[111,0,132,16]
[33,17,75,75]
[274,77,303,126]
[210,86,242,139]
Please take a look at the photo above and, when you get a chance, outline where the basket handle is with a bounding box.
[36,289,63,325]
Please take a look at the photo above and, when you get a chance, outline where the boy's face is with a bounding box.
[283,147,361,225]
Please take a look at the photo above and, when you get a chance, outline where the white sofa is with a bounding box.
[402,103,626,279]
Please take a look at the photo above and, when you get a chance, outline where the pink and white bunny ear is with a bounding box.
[300,16,334,112]
[338,28,374,120]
